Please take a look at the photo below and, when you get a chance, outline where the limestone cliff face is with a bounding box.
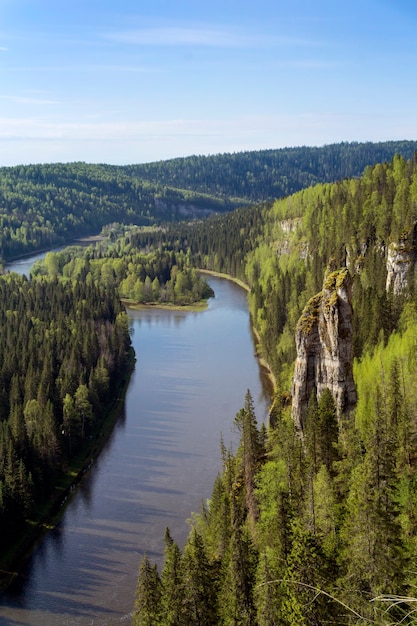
[386,225,417,295]
[291,268,356,430]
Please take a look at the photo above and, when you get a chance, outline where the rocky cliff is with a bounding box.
[386,224,417,295]
[291,268,357,430]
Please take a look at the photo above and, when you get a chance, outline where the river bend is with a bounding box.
[0,266,271,625]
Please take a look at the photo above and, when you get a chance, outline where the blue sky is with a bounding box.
[0,0,416,166]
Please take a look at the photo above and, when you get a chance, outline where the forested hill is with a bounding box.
[132,154,417,625]
[123,140,417,201]
[1,140,417,262]
[0,161,230,262]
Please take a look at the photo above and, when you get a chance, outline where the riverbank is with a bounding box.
[0,349,135,593]
[198,268,250,292]
[122,268,277,397]
[122,299,210,312]
[125,266,278,402]
[199,269,277,394]
[3,233,106,265]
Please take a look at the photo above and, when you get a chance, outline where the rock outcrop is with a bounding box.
[386,225,417,295]
[291,268,356,430]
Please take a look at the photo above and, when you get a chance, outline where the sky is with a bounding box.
[0,0,417,166]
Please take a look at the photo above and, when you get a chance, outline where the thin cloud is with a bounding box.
[272,59,340,69]
[0,113,397,144]
[1,113,416,166]
[1,64,162,74]
[104,26,314,48]
[0,95,59,105]
[0,118,225,141]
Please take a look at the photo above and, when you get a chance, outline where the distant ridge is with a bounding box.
[1,140,417,261]
[122,140,417,201]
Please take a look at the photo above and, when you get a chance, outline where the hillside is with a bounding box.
[1,140,417,263]
[131,154,417,625]
[3,144,417,623]
[0,162,231,263]
[123,140,417,201]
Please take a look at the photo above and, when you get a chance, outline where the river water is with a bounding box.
[0,260,271,625]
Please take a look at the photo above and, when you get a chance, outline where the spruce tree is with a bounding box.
[234,390,263,528]
[160,528,184,626]
[218,523,257,626]
[133,554,162,626]
[181,529,218,625]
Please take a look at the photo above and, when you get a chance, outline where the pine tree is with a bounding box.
[181,529,218,625]
[218,523,257,626]
[133,554,162,626]
[160,528,184,626]
[234,390,263,528]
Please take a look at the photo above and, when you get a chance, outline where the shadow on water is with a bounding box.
[2,505,167,617]
[0,273,272,625]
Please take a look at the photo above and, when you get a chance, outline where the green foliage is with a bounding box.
[0,162,235,262]
[160,528,184,626]
[34,238,214,306]
[181,529,219,625]
[0,272,131,548]
[1,141,415,263]
[5,143,417,622]
[133,555,163,626]
[233,391,265,527]
[124,141,417,203]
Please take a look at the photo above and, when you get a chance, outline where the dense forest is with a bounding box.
[1,140,417,262]
[132,155,417,625]
[32,242,215,306]
[0,162,231,263]
[3,143,417,623]
[0,271,132,560]
[124,141,417,201]
[124,153,417,386]
[0,227,214,574]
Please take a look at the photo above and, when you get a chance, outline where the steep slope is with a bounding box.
[124,140,417,202]
[2,141,417,262]
[291,268,356,429]
[386,223,417,294]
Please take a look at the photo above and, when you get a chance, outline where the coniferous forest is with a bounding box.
[2,143,417,624]
[1,140,416,262]
[132,153,417,625]
[0,272,132,561]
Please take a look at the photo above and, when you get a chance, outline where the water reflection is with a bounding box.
[133,309,193,328]
[0,275,271,625]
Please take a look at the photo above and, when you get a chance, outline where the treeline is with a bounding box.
[2,141,417,263]
[133,155,417,624]
[117,204,268,283]
[32,242,214,306]
[0,161,232,262]
[0,272,131,551]
[128,154,417,385]
[124,140,417,202]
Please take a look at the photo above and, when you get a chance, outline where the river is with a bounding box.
[0,257,272,625]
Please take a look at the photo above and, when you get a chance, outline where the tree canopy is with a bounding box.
[133,154,417,625]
